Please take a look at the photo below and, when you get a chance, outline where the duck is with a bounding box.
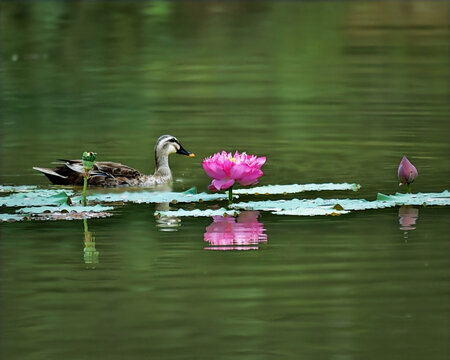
[33,135,195,187]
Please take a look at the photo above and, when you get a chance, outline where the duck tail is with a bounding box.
[33,167,69,185]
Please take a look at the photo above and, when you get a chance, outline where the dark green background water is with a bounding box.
[1,2,449,359]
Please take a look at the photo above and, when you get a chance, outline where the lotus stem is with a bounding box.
[407,183,412,194]
[228,186,233,204]
[83,173,88,206]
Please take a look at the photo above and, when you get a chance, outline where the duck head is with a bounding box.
[154,135,195,178]
[155,135,195,158]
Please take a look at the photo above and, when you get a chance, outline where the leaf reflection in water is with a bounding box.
[204,211,267,251]
[398,205,419,239]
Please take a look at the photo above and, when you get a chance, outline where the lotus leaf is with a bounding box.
[0,185,37,193]
[376,191,450,206]
[233,183,360,195]
[17,204,114,214]
[88,190,231,204]
[0,213,26,222]
[230,191,450,216]
[274,208,350,216]
[0,190,74,207]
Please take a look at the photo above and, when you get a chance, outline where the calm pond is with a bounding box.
[1,2,449,360]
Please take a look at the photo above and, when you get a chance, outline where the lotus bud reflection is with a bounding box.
[204,211,267,250]
[398,205,419,240]
[398,156,418,193]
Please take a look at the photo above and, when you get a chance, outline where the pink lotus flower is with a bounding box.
[204,211,267,251]
[398,156,418,192]
[203,151,266,192]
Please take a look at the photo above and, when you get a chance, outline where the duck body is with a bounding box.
[33,135,194,187]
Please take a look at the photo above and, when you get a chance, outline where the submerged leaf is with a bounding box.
[155,208,239,218]
[233,183,360,195]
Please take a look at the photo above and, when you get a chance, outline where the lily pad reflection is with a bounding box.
[204,211,267,251]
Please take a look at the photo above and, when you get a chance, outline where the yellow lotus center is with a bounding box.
[229,157,236,163]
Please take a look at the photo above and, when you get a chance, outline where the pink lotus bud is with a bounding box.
[398,156,418,186]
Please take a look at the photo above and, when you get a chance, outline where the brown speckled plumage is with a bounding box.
[33,135,194,187]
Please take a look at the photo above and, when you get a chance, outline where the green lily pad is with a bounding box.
[0,213,26,222]
[0,185,37,193]
[376,191,450,206]
[274,208,350,216]
[0,190,74,207]
[12,204,114,221]
[88,190,230,204]
[230,191,450,216]
[17,204,114,214]
[233,183,360,195]
[30,211,113,221]
[155,208,239,218]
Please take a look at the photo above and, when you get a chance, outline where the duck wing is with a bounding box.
[94,162,141,178]
[91,162,142,186]
[34,160,142,187]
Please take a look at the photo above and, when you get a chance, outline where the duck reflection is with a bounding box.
[83,219,99,267]
[155,202,181,231]
[204,211,267,251]
[398,205,419,239]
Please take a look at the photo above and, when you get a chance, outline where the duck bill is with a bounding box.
[176,145,195,157]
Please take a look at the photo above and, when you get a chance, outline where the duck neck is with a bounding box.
[154,152,172,179]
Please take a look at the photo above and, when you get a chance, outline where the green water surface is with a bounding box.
[1,2,449,359]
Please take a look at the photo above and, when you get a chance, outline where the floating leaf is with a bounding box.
[183,186,198,195]
[0,213,26,222]
[233,183,360,195]
[230,191,450,216]
[376,191,450,206]
[155,208,239,218]
[0,185,37,193]
[272,208,349,216]
[17,204,114,214]
[0,190,74,207]
[10,204,114,221]
[30,211,112,221]
[88,190,231,204]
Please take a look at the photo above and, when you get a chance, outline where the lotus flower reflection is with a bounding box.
[204,211,267,251]
[398,156,418,193]
[203,151,266,201]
